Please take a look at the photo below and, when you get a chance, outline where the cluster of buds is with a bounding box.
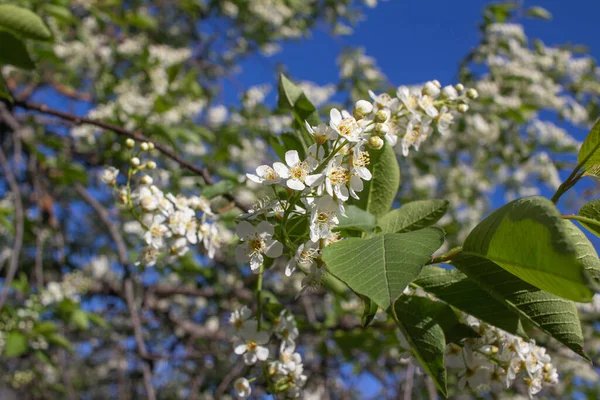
[363,81,477,156]
[102,139,224,266]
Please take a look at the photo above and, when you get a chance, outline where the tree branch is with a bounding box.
[15,100,248,211]
[74,183,156,400]
[0,146,24,310]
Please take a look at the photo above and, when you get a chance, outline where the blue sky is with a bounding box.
[226,0,600,101]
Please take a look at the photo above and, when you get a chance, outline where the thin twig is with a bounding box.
[0,146,24,310]
[402,359,415,400]
[34,229,46,290]
[215,362,245,397]
[74,183,128,264]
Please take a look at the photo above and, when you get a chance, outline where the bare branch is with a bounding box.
[0,146,24,310]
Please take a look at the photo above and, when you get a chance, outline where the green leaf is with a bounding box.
[415,266,528,337]
[352,143,400,217]
[70,309,90,330]
[0,5,51,41]
[47,333,74,352]
[88,313,108,328]
[391,295,447,396]
[525,6,552,20]
[578,199,600,237]
[453,255,589,360]
[0,31,35,70]
[277,73,319,152]
[0,73,12,102]
[4,332,28,357]
[42,4,74,22]
[33,321,58,335]
[322,227,445,309]
[336,205,377,233]
[202,180,237,199]
[463,196,600,302]
[578,119,600,172]
[360,295,379,327]
[378,199,448,234]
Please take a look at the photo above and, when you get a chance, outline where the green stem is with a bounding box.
[562,214,600,228]
[256,263,265,331]
[426,246,463,265]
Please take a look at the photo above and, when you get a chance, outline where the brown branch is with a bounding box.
[0,146,24,310]
[74,183,155,400]
[14,100,248,211]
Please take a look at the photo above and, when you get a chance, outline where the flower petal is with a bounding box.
[287,179,305,191]
[256,220,274,237]
[273,162,290,178]
[264,240,283,258]
[234,342,247,355]
[330,108,342,126]
[236,221,255,239]
[256,346,269,361]
[285,150,300,167]
[305,173,324,187]
[246,173,262,183]
[235,244,250,264]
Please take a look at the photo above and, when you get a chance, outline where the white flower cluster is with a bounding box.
[445,317,558,398]
[229,306,306,398]
[39,271,93,306]
[237,89,470,286]
[102,139,224,266]
[368,81,475,156]
[0,271,94,357]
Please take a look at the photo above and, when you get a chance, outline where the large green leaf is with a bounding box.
[277,73,319,152]
[452,255,588,359]
[0,31,35,70]
[578,199,600,238]
[322,227,445,309]
[352,143,400,217]
[415,266,527,337]
[578,118,600,172]
[391,295,448,396]
[378,199,448,234]
[463,196,600,302]
[0,5,51,41]
[336,205,377,233]
[4,331,28,357]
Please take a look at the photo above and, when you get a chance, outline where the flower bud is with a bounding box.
[432,79,441,88]
[367,136,384,150]
[130,157,141,166]
[125,138,135,148]
[353,100,373,118]
[423,81,441,98]
[140,143,149,151]
[147,142,155,150]
[374,108,390,123]
[466,88,479,99]
[146,161,157,170]
[140,175,153,185]
[374,123,389,136]
[457,103,469,113]
[455,83,465,92]
[441,85,458,100]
